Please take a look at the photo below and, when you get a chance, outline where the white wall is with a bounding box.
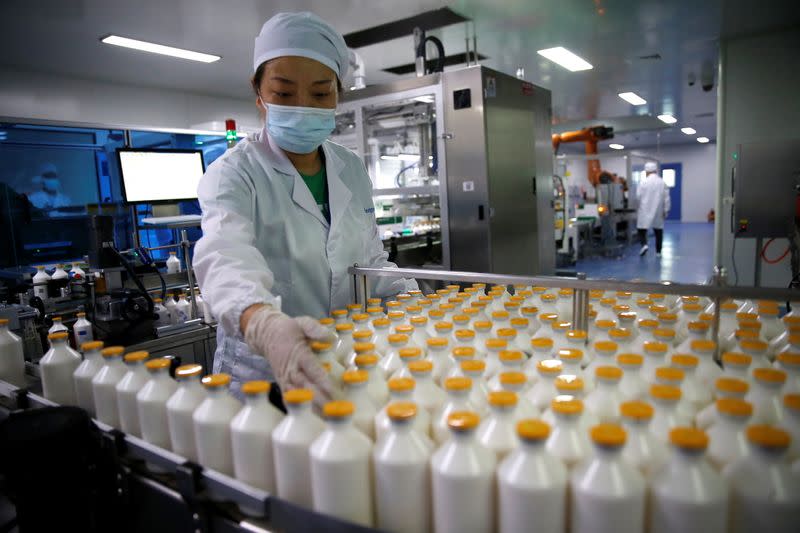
[0,66,260,132]
[720,27,800,288]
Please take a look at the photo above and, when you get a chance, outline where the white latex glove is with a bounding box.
[245,306,337,408]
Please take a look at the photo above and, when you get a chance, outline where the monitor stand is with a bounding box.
[152,204,180,217]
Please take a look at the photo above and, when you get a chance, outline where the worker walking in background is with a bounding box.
[637,161,670,258]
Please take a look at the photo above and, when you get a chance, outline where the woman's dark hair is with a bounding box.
[251,60,343,96]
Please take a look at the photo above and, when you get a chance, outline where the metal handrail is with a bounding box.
[347,265,798,302]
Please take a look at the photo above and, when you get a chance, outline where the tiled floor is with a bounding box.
[572,222,715,284]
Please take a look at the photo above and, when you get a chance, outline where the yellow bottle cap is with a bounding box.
[332,309,348,317]
[461,360,486,373]
[656,367,684,382]
[242,380,271,395]
[387,402,417,421]
[596,366,623,380]
[352,330,373,341]
[124,351,149,363]
[387,333,409,344]
[591,423,626,447]
[671,354,699,368]
[715,377,749,394]
[175,364,202,378]
[537,359,563,375]
[455,329,476,340]
[447,411,480,431]
[690,339,716,352]
[486,339,508,350]
[595,320,617,330]
[395,325,414,334]
[650,384,681,401]
[388,377,415,391]
[342,370,369,384]
[567,330,588,341]
[499,371,526,386]
[594,341,618,353]
[353,342,375,353]
[722,352,751,366]
[351,313,369,321]
[551,396,583,415]
[47,332,69,341]
[499,350,524,362]
[444,377,472,391]
[609,328,632,339]
[783,394,800,412]
[746,425,791,449]
[617,353,644,366]
[557,348,583,361]
[81,340,104,351]
[740,339,768,353]
[355,354,379,367]
[145,358,171,371]
[434,322,453,332]
[531,337,554,349]
[717,398,753,416]
[638,319,659,329]
[643,341,668,354]
[620,401,654,420]
[408,360,433,373]
[753,368,786,384]
[427,337,449,348]
[555,375,584,392]
[202,373,231,388]
[284,388,313,404]
[372,318,390,327]
[319,317,335,326]
[335,323,354,332]
[410,317,427,326]
[323,400,354,418]
[452,346,476,359]
[517,420,550,440]
[669,427,708,449]
[488,390,518,407]
[310,341,333,353]
[653,328,676,340]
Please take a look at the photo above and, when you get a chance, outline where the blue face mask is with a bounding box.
[264,101,336,154]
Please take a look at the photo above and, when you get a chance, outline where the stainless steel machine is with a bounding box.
[333,65,555,276]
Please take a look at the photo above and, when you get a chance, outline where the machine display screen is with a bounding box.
[118,149,205,203]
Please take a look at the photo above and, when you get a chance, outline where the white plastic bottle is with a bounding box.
[570,423,646,533]
[32,265,50,300]
[0,318,26,387]
[51,263,68,281]
[166,363,207,461]
[498,419,567,533]
[341,369,377,440]
[373,402,432,533]
[354,353,387,405]
[434,376,476,444]
[192,289,206,322]
[746,367,787,424]
[545,396,591,469]
[671,353,712,410]
[116,351,150,436]
[380,333,410,376]
[707,398,753,470]
[724,425,800,533]
[431,411,496,533]
[457,359,490,415]
[152,298,171,328]
[375,377,431,441]
[619,400,668,478]
[783,394,800,461]
[409,360,445,415]
[585,340,619,377]
[72,311,93,345]
[137,357,178,450]
[477,390,519,461]
[585,366,625,423]
[654,366,695,420]
[73,340,104,416]
[39,332,81,405]
[271,388,324,508]
[174,294,192,323]
[69,262,86,280]
[649,384,690,442]
[690,339,723,386]
[642,341,669,383]
[310,400,374,527]
[721,352,753,383]
[527,359,563,411]
[166,251,181,273]
[527,337,556,367]
[487,350,527,391]
[696,376,749,429]
[311,340,345,383]
[775,353,800,393]
[164,295,179,325]
[617,353,648,401]
[649,427,728,533]
[231,381,283,505]
[48,316,68,334]
[193,373,242,476]
[92,346,127,426]
[497,371,539,422]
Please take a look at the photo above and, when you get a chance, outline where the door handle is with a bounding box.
[478,205,485,220]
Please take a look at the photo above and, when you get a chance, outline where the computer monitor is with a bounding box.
[117,148,205,203]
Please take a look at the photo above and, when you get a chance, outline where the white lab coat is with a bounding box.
[636,173,671,229]
[194,128,416,386]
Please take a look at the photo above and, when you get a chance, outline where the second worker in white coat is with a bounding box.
[193,12,417,405]
[636,161,671,258]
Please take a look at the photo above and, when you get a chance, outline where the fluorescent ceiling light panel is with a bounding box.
[609,143,625,150]
[681,127,697,135]
[697,137,710,143]
[536,47,593,72]
[618,92,647,105]
[101,35,220,63]
[657,114,678,124]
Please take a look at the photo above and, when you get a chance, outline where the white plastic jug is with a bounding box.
[193,373,242,477]
[73,340,104,416]
[39,332,80,405]
[619,400,668,477]
[116,351,151,437]
[707,398,753,470]
[92,346,127,426]
[166,363,207,461]
[136,357,179,450]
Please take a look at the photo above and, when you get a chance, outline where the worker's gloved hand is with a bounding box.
[244,306,337,408]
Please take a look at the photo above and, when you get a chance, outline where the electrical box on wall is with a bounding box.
[733,139,800,238]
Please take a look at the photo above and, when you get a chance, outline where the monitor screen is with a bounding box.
[117,149,205,203]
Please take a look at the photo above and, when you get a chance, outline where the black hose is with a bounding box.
[417,36,445,75]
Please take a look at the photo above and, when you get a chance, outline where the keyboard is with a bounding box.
[141,215,202,226]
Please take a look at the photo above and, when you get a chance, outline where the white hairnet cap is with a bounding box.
[644,161,658,173]
[253,12,349,79]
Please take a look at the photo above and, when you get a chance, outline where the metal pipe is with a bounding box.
[180,229,199,319]
[713,43,727,270]
[347,265,798,302]
[754,237,762,287]
[361,274,370,312]
[571,272,589,333]
[711,266,725,364]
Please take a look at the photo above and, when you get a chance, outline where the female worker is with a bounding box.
[193,12,416,404]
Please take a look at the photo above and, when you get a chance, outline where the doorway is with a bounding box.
[661,163,682,221]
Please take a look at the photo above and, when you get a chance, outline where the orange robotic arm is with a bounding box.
[552,126,614,187]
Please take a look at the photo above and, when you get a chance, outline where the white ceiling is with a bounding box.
[1,0,797,150]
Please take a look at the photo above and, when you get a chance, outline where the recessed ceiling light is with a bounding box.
[618,92,647,106]
[609,143,625,150]
[536,47,593,72]
[657,114,678,124]
[100,35,220,63]
[681,127,697,135]
[697,137,710,143]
